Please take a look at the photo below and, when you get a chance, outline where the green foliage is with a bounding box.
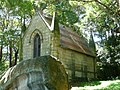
[100,82,120,90]
[0,61,8,75]
[57,10,78,25]
[97,62,120,80]
[55,1,79,25]
[97,34,120,80]
[0,0,35,68]
[73,0,120,80]
[34,0,79,26]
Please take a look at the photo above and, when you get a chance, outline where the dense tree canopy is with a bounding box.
[0,0,34,71]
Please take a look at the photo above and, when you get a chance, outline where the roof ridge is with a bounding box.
[37,10,55,31]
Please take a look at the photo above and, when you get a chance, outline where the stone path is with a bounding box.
[71,80,120,90]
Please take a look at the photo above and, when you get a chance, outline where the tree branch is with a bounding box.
[94,0,113,12]
[81,0,93,2]
[71,0,93,3]
[94,0,120,17]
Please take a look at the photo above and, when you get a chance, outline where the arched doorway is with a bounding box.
[33,34,41,58]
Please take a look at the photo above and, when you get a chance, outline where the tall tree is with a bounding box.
[0,0,34,68]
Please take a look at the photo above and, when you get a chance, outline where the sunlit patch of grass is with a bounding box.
[71,80,120,90]
[79,81,101,87]
[100,82,120,90]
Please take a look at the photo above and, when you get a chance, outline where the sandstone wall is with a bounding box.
[49,23,96,80]
[59,48,95,80]
[23,15,52,60]
[0,56,68,90]
[50,29,96,80]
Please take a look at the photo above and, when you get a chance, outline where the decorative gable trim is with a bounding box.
[37,11,55,31]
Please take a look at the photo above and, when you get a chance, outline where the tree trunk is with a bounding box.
[14,49,18,66]
[0,45,3,61]
[19,36,23,61]
[9,41,12,67]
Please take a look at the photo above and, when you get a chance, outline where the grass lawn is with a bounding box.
[101,82,120,90]
[71,80,120,90]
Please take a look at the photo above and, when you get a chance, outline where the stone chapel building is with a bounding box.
[23,11,96,81]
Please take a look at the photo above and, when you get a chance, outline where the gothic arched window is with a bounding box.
[33,34,41,58]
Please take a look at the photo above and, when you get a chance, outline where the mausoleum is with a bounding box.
[23,11,96,81]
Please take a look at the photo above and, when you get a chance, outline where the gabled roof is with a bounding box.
[59,24,96,57]
[37,11,95,57]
